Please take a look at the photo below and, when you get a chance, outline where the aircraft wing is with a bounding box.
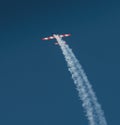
[42,34,71,40]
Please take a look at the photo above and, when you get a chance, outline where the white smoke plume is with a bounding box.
[54,35,107,125]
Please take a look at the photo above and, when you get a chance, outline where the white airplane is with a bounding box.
[42,34,71,45]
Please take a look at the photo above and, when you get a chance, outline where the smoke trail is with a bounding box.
[54,35,107,125]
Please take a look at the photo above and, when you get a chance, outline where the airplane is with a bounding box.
[42,34,71,45]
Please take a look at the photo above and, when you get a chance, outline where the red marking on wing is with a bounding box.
[60,34,71,37]
[42,36,55,40]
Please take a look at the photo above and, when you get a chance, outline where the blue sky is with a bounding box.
[0,0,120,124]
